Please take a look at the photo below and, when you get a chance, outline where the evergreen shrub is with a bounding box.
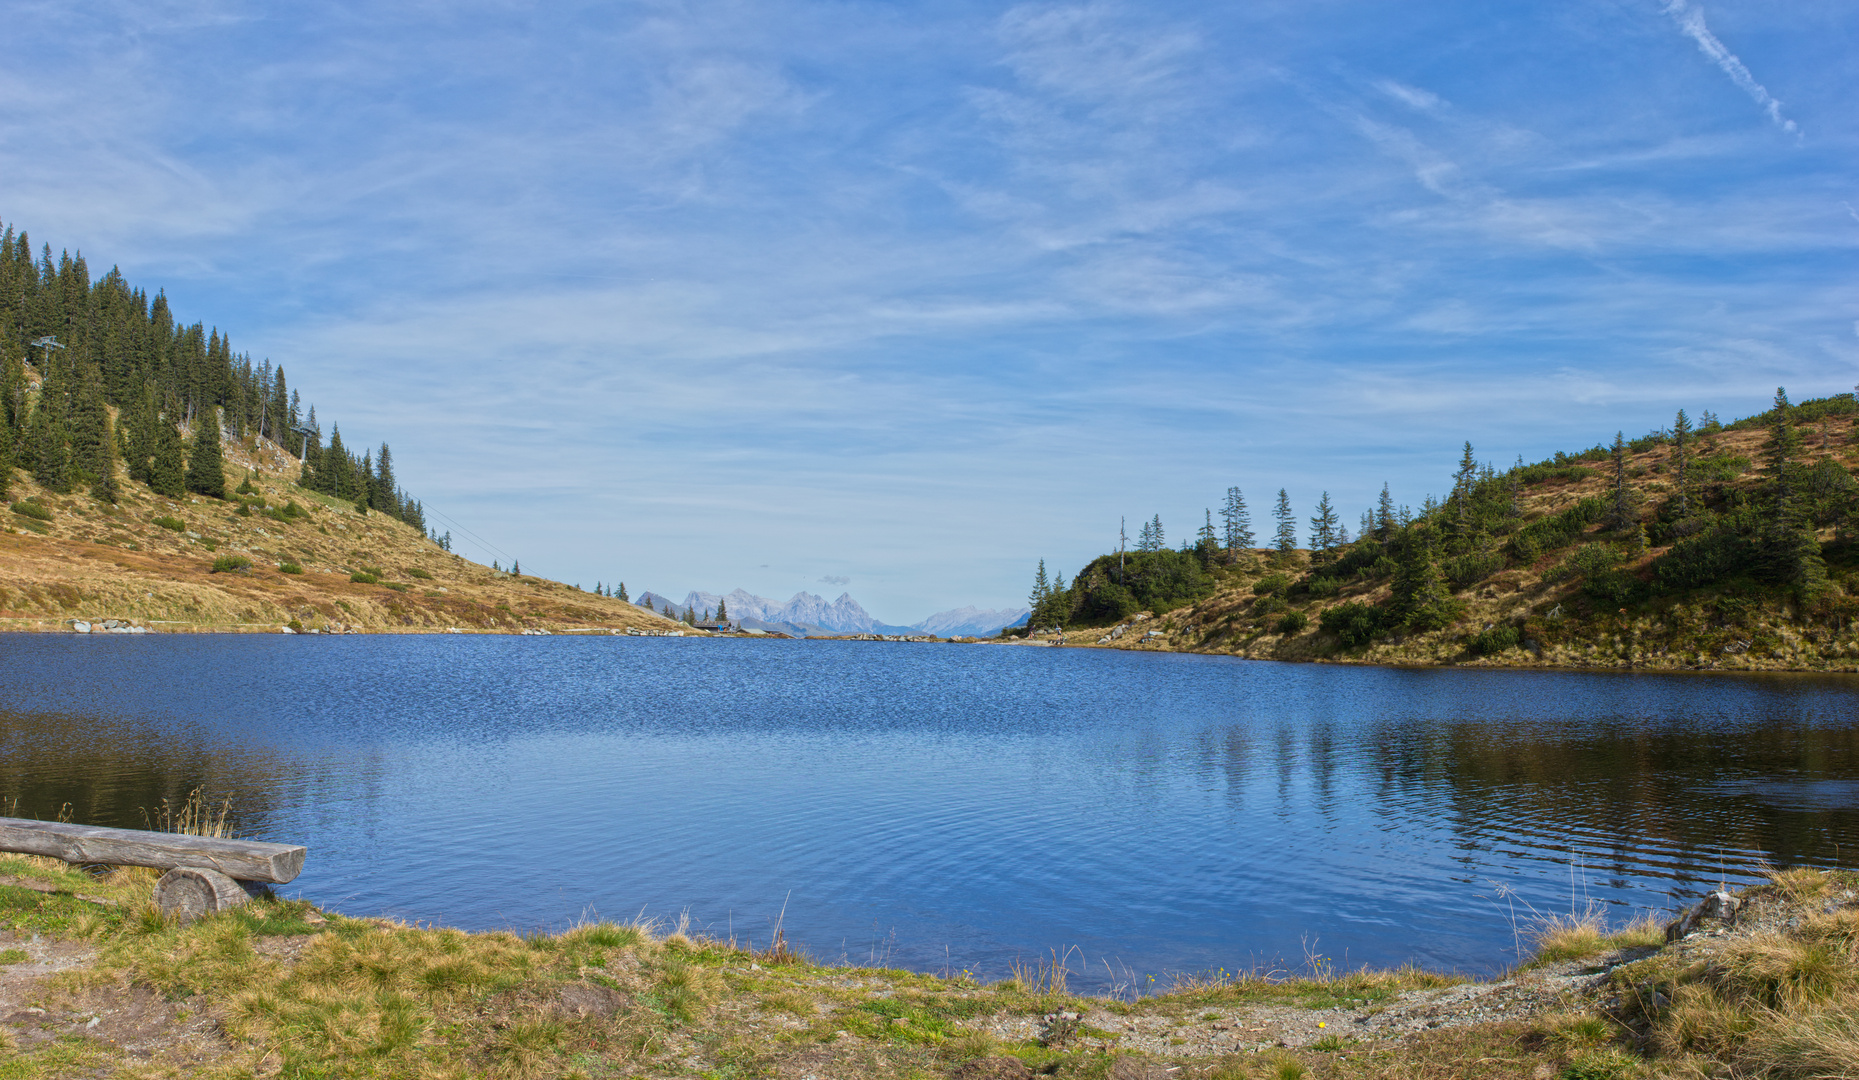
[1319,601,1382,648]
[1548,543,1620,583]
[278,562,304,574]
[1468,624,1521,655]
[153,516,185,531]
[9,501,52,522]
[1441,551,1504,590]
[349,570,379,584]
[1275,611,1308,634]
[210,555,252,573]
[1692,453,1750,484]
[1583,569,1643,605]
[406,568,433,580]
[1306,576,1341,598]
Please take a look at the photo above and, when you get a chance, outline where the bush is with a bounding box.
[199,538,218,551]
[1508,497,1605,561]
[1584,569,1644,605]
[360,565,384,577]
[1513,463,1593,486]
[278,562,304,574]
[9,500,52,521]
[211,555,253,573]
[1692,453,1750,483]
[1548,543,1621,583]
[1254,573,1291,595]
[350,570,380,584]
[1468,623,1521,655]
[1305,575,1341,598]
[406,568,433,580]
[1320,601,1382,648]
[153,515,185,532]
[1654,528,1756,592]
[1441,551,1504,590]
[1275,611,1308,634]
[1251,593,1287,616]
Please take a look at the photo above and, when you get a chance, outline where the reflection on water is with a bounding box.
[1,633,1855,988]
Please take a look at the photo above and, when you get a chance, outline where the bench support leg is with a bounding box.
[154,866,250,923]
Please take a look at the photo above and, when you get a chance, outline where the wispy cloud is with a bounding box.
[1660,0,1799,136]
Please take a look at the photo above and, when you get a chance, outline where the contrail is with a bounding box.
[1661,0,1799,136]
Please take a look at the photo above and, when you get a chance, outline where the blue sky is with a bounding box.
[3,0,1854,622]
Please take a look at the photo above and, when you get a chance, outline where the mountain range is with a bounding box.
[632,588,1027,637]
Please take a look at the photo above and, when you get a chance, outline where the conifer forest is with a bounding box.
[0,220,421,525]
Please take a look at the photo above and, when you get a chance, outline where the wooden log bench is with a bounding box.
[0,817,306,923]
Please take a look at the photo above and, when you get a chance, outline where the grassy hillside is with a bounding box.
[1023,393,1859,672]
[1,430,684,636]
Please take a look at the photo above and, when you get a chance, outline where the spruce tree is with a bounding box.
[69,365,112,491]
[1273,489,1296,560]
[1389,524,1454,630]
[87,399,119,504]
[1136,519,1155,552]
[1758,387,1826,593]
[1671,408,1693,518]
[1605,431,1636,530]
[1150,514,1164,550]
[716,597,728,622]
[1308,491,1339,564]
[184,408,226,497]
[1451,441,1477,534]
[374,443,396,515]
[1376,483,1396,541]
[150,417,186,497]
[617,582,628,603]
[1029,558,1051,614]
[25,396,68,492]
[1221,486,1254,556]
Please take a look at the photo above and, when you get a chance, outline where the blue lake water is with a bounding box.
[2,633,1856,991]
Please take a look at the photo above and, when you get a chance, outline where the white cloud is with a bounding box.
[1375,79,1444,113]
[1660,0,1799,136]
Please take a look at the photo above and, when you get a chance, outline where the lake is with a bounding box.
[2,634,1856,991]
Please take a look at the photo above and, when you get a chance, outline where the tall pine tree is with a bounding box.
[1273,489,1297,559]
[184,408,226,498]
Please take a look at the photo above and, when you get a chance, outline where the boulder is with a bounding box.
[1665,889,1742,941]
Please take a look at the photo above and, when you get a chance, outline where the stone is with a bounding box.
[1664,889,1741,941]
[71,621,91,634]
[153,866,250,924]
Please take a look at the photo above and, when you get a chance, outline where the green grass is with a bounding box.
[8,501,52,522]
[152,515,185,531]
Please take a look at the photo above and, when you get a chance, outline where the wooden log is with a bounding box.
[154,866,250,923]
[0,817,305,884]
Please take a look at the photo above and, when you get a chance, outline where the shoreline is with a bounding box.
[2,853,1849,1078]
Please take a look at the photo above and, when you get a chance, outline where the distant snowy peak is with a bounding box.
[912,606,1031,638]
[643,588,1024,637]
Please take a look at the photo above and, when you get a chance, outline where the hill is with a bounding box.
[1019,390,1859,672]
[0,218,686,635]
[1,436,686,634]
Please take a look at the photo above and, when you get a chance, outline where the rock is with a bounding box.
[71,621,91,634]
[1665,889,1742,941]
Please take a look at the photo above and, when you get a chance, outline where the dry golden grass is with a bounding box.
[0,435,689,636]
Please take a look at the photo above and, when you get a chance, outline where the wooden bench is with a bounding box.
[0,817,306,922]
